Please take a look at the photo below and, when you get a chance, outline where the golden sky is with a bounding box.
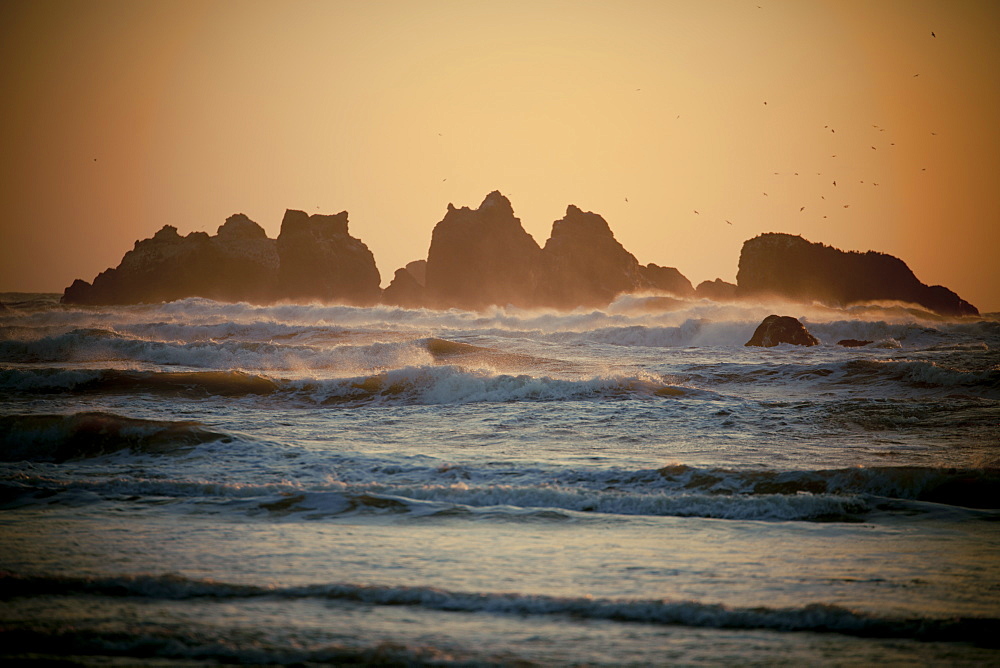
[2,0,998,311]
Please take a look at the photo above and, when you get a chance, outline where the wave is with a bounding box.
[6,461,996,520]
[2,571,996,646]
[0,365,697,404]
[0,412,231,463]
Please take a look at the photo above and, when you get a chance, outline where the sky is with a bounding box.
[2,0,998,311]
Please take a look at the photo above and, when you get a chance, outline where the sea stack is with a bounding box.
[736,233,978,317]
[423,191,542,309]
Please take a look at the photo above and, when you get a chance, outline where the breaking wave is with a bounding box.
[2,572,996,646]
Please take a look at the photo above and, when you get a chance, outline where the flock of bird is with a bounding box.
[674,30,940,229]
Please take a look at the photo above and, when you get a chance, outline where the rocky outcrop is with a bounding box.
[695,278,738,302]
[424,191,542,309]
[536,205,649,309]
[640,264,695,298]
[745,314,820,347]
[736,233,977,317]
[382,266,426,307]
[276,210,381,305]
[62,211,380,306]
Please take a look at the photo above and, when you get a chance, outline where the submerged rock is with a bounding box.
[745,315,820,347]
[736,233,977,317]
[837,339,873,348]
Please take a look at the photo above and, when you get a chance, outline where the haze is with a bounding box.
[2,0,998,311]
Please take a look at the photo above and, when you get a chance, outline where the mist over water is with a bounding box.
[1,293,998,665]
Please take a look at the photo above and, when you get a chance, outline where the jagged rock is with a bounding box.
[62,222,279,305]
[745,314,820,347]
[276,209,381,305]
[61,210,380,306]
[639,263,695,298]
[736,233,977,317]
[424,191,542,309]
[382,266,427,307]
[537,204,648,309]
[837,339,873,347]
[695,278,738,301]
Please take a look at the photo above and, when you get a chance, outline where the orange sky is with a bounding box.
[2,0,998,311]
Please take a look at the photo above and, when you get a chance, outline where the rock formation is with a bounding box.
[745,315,820,347]
[424,191,542,309]
[276,210,381,305]
[62,211,380,306]
[736,233,978,317]
[382,266,426,307]
[536,205,649,309]
[695,278,738,302]
[641,264,695,298]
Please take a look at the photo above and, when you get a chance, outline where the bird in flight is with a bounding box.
[931,31,936,38]
[725,220,732,225]
[800,207,805,211]
[694,209,699,214]
[833,180,837,186]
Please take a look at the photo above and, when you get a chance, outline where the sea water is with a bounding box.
[1,292,998,665]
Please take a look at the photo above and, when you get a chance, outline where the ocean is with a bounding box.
[1,292,998,666]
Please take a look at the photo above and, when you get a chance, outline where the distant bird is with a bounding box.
[694,209,699,214]
[833,180,837,186]
[821,195,825,199]
[931,132,938,136]
[931,31,936,38]
[625,197,628,202]
[93,158,97,162]
[871,146,876,150]
[800,207,805,211]
[764,101,767,105]
[794,172,799,176]
[843,205,850,208]
[763,192,768,196]
[831,129,835,133]
[914,73,920,77]
[725,220,732,225]
[831,154,837,157]
[873,183,879,186]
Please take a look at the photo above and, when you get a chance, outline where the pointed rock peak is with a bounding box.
[552,204,614,238]
[217,213,267,240]
[479,190,513,213]
[152,225,180,241]
[447,202,456,212]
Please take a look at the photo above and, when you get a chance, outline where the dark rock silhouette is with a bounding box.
[641,264,695,298]
[745,315,820,347]
[424,191,542,309]
[537,204,649,309]
[736,233,978,317]
[62,211,379,305]
[695,278,738,301]
[276,210,381,305]
[837,339,873,347]
[382,266,426,307]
